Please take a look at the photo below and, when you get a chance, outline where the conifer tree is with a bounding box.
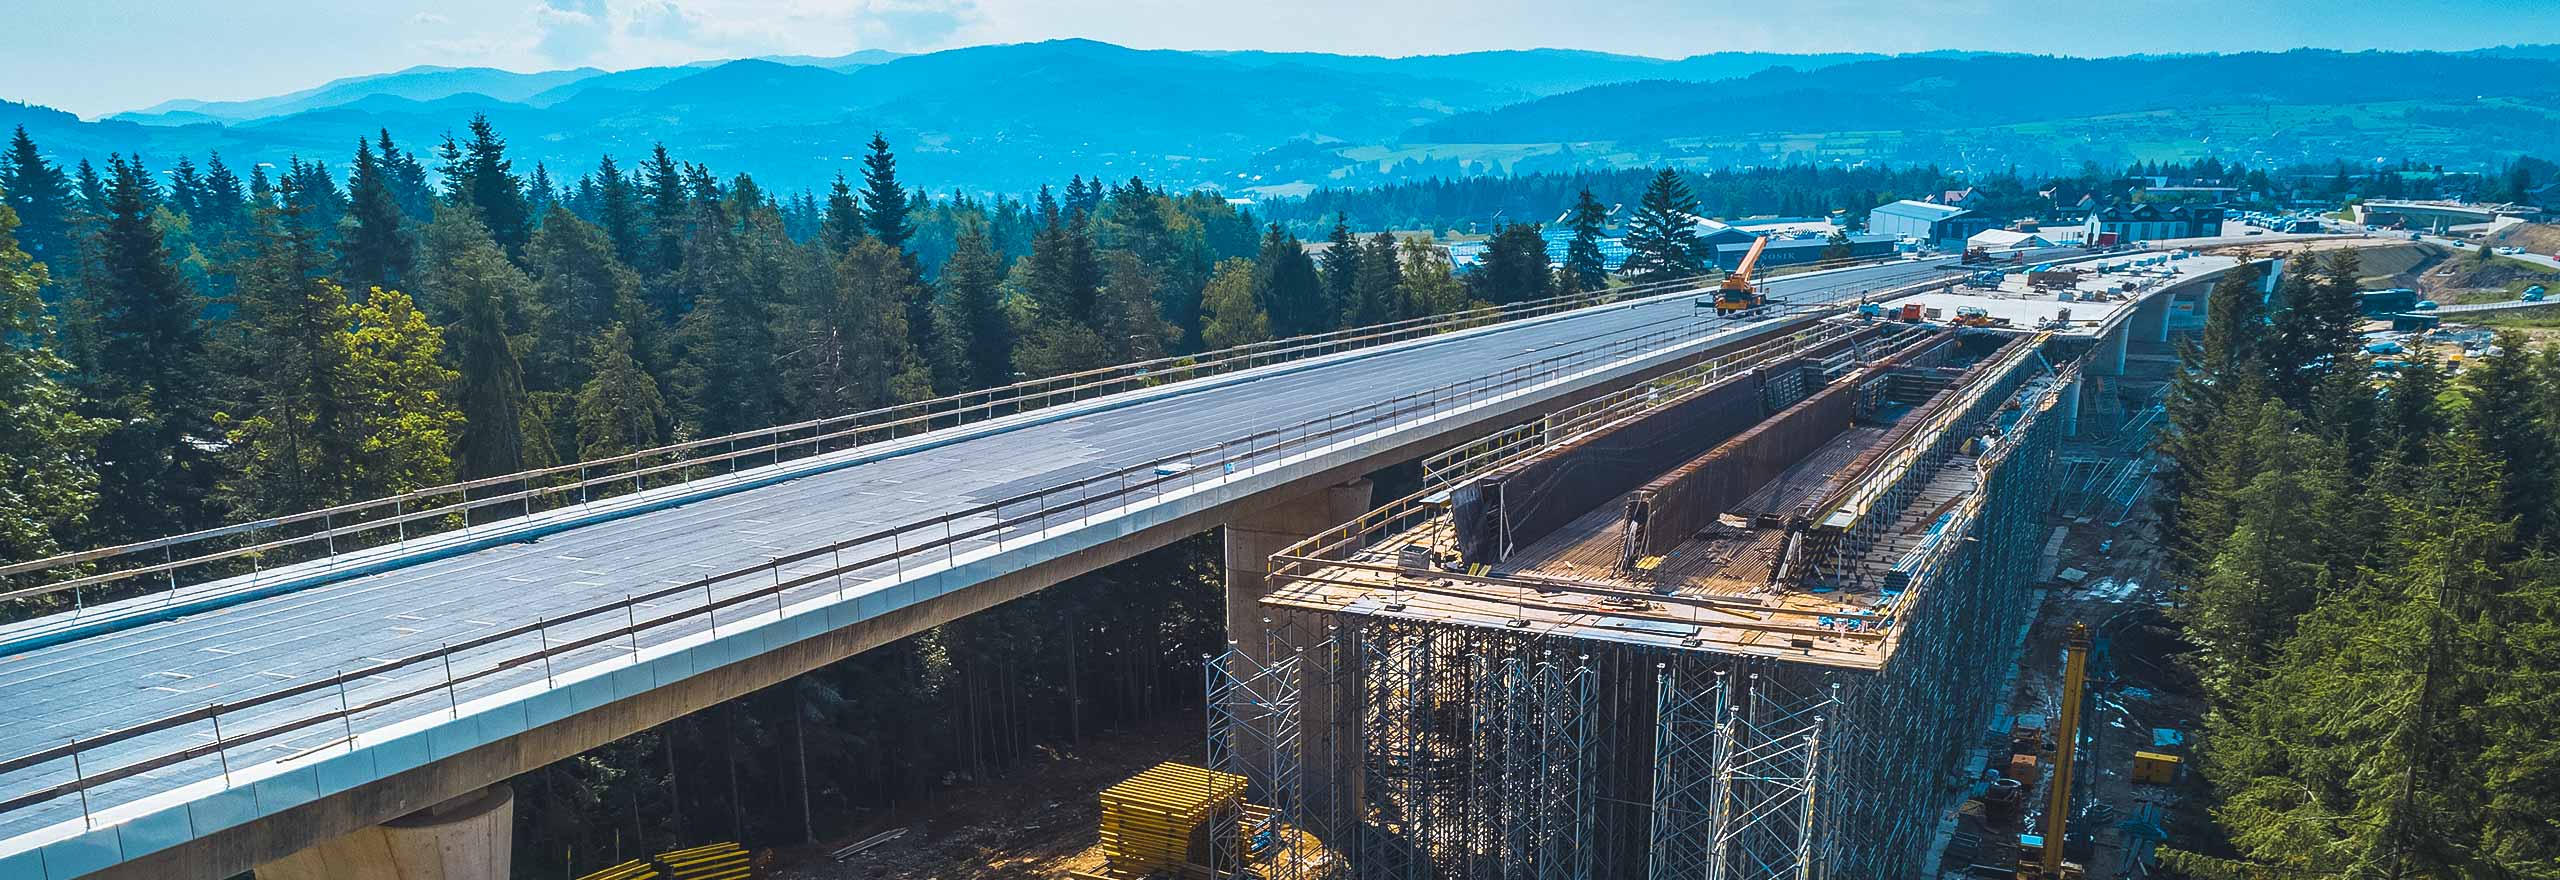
[1320,215,1359,325]
[1469,222,1552,306]
[454,115,531,254]
[524,205,645,392]
[1350,232,1403,327]
[820,174,862,253]
[642,144,690,289]
[1562,189,1609,290]
[1622,168,1704,282]
[1253,225,1324,337]
[341,137,415,295]
[592,155,644,268]
[427,206,544,479]
[782,237,927,417]
[83,154,218,539]
[935,222,1011,390]
[221,181,361,514]
[860,133,911,251]
[573,323,668,460]
[1,128,78,289]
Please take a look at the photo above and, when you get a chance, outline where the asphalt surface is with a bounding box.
[0,256,1980,844]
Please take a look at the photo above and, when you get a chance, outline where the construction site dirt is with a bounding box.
[769,716,1197,880]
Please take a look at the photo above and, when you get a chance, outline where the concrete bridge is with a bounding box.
[0,256,2046,880]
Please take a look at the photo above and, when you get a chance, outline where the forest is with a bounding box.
[7,106,2560,875]
[2151,257,2560,877]
[0,114,1659,873]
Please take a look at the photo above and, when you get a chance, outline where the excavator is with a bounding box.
[1712,236,1772,317]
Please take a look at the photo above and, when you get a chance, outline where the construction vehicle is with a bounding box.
[1714,236,1772,317]
[1952,305,1996,327]
[2020,622,2093,880]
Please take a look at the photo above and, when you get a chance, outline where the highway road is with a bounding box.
[0,255,1987,849]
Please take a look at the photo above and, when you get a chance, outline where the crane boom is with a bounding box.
[1722,235,1771,292]
[1713,236,1771,315]
[2041,622,2093,877]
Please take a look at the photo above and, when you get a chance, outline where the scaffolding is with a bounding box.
[1227,320,2081,880]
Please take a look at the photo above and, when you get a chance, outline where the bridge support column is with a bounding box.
[1224,478,1374,656]
[2094,324,2128,377]
[2059,377,2082,437]
[2132,294,2169,343]
[255,784,513,880]
[1222,478,1372,843]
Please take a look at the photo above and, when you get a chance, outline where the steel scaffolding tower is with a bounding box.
[1207,645,1310,880]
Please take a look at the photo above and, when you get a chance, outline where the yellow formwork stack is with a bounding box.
[1095,762,1249,878]
[573,859,660,880]
[657,842,753,880]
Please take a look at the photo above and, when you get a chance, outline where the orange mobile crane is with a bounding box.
[1713,236,1772,317]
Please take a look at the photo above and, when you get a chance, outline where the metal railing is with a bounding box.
[0,293,1841,830]
[1,273,1747,615]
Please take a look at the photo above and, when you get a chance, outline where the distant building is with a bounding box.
[1714,233,1895,271]
[1967,229,2054,251]
[1867,200,1993,248]
[2082,203,2226,242]
[1935,188,1986,209]
[1537,226,1631,271]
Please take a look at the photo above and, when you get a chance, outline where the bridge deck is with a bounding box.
[0,257,1985,877]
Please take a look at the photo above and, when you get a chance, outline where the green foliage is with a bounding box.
[573,323,668,460]
[1197,257,1267,350]
[0,195,107,562]
[859,132,911,250]
[82,153,218,541]
[1469,221,1553,306]
[934,221,1012,391]
[2159,254,2560,878]
[1622,168,1703,282]
[1562,189,1609,289]
[1253,225,1324,337]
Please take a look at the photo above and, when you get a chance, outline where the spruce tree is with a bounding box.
[83,154,218,540]
[593,155,643,268]
[1321,214,1359,325]
[221,181,361,515]
[781,237,925,418]
[1253,225,1324,337]
[455,115,531,254]
[1351,232,1403,327]
[642,144,689,290]
[1,127,78,291]
[524,205,646,393]
[2461,332,2553,544]
[860,133,912,251]
[428,207,544,480]
[935,222,1012,390]
[341,137,415,295]
[820,173,862,253]
[573,323,668,460]
[1622,168,1704,282]
[1563,189,1609,290]
[1469,222,1553,306]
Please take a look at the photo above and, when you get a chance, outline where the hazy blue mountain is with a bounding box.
[114,65,606,125]
[1205,48,1884,99]
[1408,49,2560,149]
[11,43,2558,198]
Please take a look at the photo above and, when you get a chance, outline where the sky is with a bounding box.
[3,0,2556,116]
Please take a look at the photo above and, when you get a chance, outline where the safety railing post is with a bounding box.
[440,646,459,718]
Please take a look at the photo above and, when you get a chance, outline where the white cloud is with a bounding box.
[523,0,983,67]
[411,11,451,25]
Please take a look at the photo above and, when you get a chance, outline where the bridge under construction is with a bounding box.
[1206,316,2081,879]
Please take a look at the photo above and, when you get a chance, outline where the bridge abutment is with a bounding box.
[253,784,512,880]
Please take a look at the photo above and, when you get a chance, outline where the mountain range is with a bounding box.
[3,41,2556,197]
